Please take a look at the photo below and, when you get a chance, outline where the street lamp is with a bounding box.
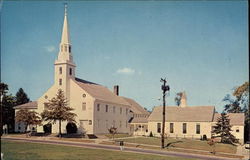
[160,78,170,149]
[245,141,250,160]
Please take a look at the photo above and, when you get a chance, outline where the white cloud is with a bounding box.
[45,45,56,53]
[117,67,135,75]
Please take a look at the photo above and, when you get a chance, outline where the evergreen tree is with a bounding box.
[212,113,238,144]
[41,89,77,137]
[15,109,41,136]
[15,88,30,106]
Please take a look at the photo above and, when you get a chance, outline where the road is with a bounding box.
[2,137,239,160]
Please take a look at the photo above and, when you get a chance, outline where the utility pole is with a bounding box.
[160,78,170,149]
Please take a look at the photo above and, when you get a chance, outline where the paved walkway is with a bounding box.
[2,137,242,160]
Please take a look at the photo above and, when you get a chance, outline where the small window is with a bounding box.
[82,102,86,111]
[106,105,108,112]
[236,129,240,132]
[59,67,62,74]
[183,123,187,134]
[196,124,200,134]
[157,123,161,133]
[69,46,71,53]
[69,68,72,75]
[120,107,122,114]
[97,104,100,111]
[170,123,174,133]
[113,106,116,113]
[89,120,92,125]
[59,79,62,85]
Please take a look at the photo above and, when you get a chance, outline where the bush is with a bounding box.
[66,122,77,134]
[149,131,153,137]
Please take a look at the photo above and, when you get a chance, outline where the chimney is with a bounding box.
[180,91,187,107]
[114,85,119,96]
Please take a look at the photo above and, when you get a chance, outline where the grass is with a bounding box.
[118,137,237,154]
[1,140,197,160]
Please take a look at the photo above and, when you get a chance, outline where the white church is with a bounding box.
[14,5,149,135]
[14,5,244,143]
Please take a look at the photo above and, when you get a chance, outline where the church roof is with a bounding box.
[75,78,130,106]
[122,97,149,115]
[14,101,38,109]
[213,113,245,125]
[148,106,215,122]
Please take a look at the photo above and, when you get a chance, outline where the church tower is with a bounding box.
[54,4,76,98]
[180,92,187,107]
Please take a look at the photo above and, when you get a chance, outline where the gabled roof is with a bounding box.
[122,97,149,115]
[213,113,245,125]
[75,78,130,106]
[148,106,215,122]
[14,101,38,109]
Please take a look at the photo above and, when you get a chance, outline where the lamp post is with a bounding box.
[160,78,170,149]
[245,141,250,160]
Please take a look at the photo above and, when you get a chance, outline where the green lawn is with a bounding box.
[105,133,131,139]
[119,137,237,154]
[1,140,196,160]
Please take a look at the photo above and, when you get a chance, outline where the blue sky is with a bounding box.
[1,1,248,112]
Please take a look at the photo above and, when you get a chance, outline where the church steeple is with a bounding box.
[61,4,70,45]
[54,4,76,93]
[57,3,74,62]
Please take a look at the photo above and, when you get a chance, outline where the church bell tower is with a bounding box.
[54,4,76,97]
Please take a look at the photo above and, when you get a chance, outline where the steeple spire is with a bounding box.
[61,3,70,45]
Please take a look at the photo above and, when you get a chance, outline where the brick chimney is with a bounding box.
[114,85,119,96]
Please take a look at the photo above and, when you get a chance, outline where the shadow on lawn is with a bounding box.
[165,141,183,148]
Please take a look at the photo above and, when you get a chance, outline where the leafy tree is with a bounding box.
[223,82,249,141]
[15,88,30,106]
[174,92,183,106]
[1,83,15,134]
[41,89,76,137]
[108,126,117,140]
[212,113,238,144]
[15,109,41,136]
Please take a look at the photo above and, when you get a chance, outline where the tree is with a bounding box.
[174,92,183,106]
[15,109,41,136]
[15,88,30,106]
[108,126,117,140]
[41,89,77,137]
[223,82,249,141]
[0,83,9,135]
[212,113,238,144]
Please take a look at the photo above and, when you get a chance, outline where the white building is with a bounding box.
[14,5,148,135]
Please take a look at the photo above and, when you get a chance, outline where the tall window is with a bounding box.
[157,123,161,133]
[183,123,187,134]
[105,105,108,112]
[97,104,100,111]
[69,68,72,75]
[59,67,62,74]
[170,123,174,133]
[196,124,200,134]
[82,102,86,111]
[113,106,116,113]
[120,107,122,114]
[69,46,71,53]
[59,79,62,85]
